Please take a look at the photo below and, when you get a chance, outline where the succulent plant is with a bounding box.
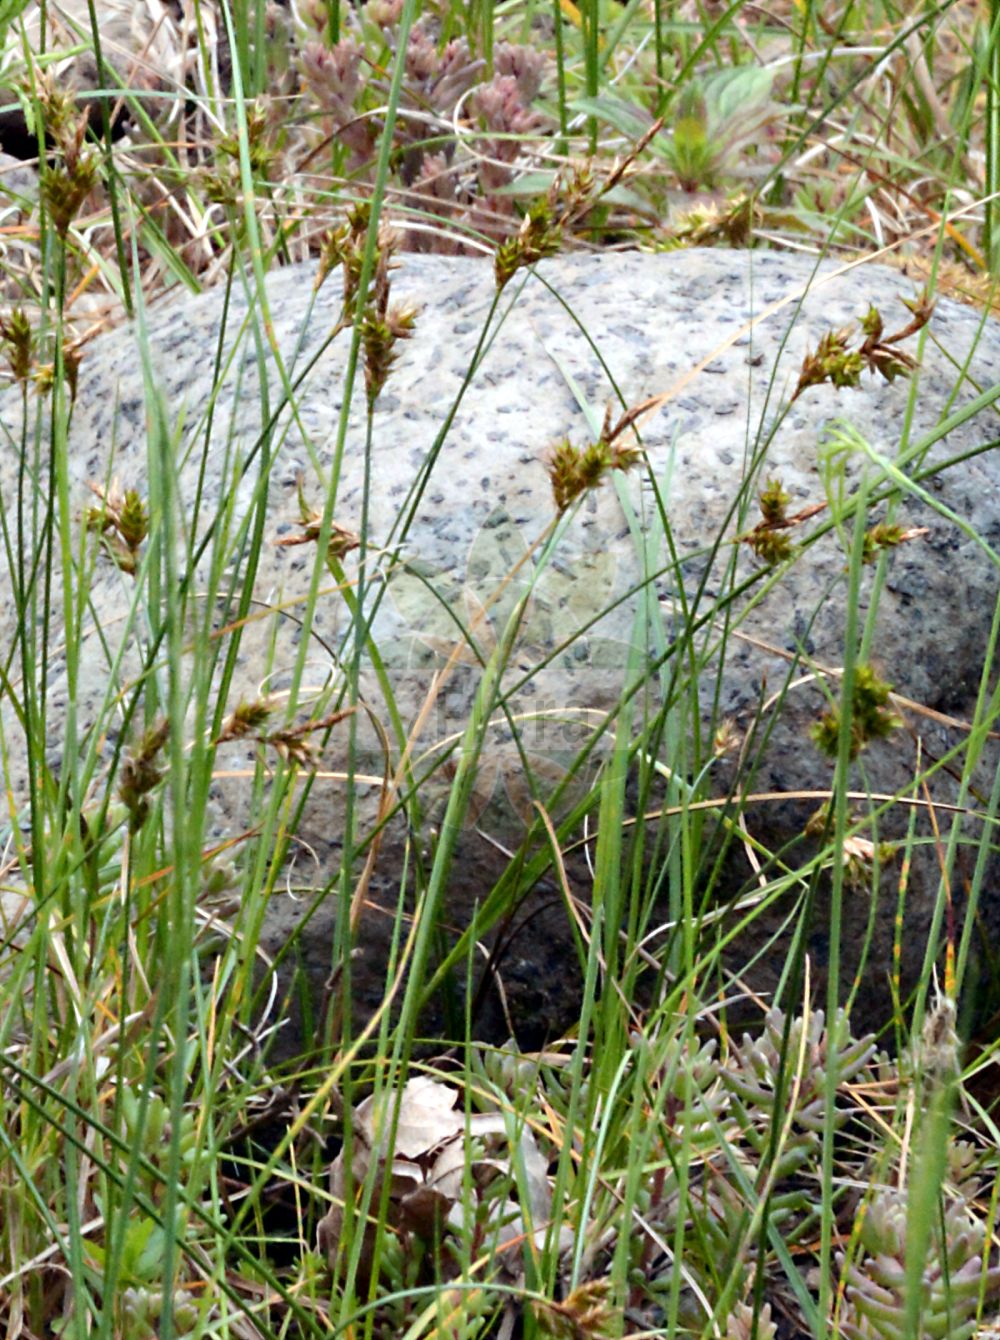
[726,1299,777,1340]
[722,1008,877,1150]
[119,1286,200,1339]
[118,1086,199,1192]
[839,1190,1000,1340]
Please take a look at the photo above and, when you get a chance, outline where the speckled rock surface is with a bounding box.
[2,248,999,1048]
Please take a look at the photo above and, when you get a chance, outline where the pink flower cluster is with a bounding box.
[295,17,548,253]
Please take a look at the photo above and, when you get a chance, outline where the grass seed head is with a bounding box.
[810,664,902,760]
[118,720,170,832]
[85,483,150,576]
[546,437,642,513]
[494,198,563,290]
[0,308,33,383]
[794,298,930,402]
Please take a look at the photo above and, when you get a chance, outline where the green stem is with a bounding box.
[987,0,1000,270]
